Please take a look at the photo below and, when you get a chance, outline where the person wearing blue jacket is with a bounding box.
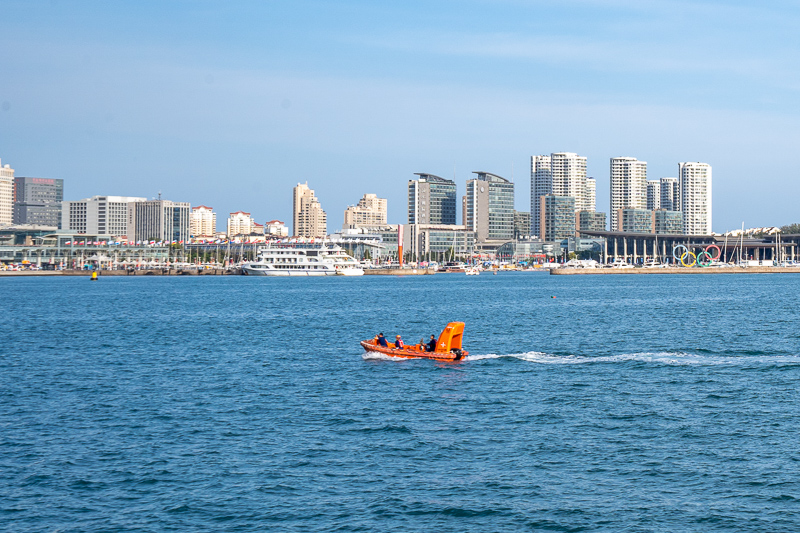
[377,333,389,347]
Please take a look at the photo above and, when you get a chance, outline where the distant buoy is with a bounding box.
[91,271,98,281]
[551,296,556,298]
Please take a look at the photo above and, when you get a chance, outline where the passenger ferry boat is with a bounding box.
[242,243,365,276]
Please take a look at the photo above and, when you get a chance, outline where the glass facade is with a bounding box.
[408,174,456,225]
[12,177,64,227]
[654,209,683,234]
[578,210,607,232]
[619,209,654,233]
[540,195,575,241]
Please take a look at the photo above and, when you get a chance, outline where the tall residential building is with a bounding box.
[646,180,661,211]
[408,173,457,225]
[539,195,576,241]
[62,195,146,236]
[0,159,14,227]
[293,182,327,238]
[128,199,191,243]
[531,152,591,238]
[609,157,647,231]
[190,205,216,237]
[13,177,64,227]
[227,211,257,236]
[464,172,514,243]
[679,162,712,235]
[659,177,679,211]
[343,193,387,229]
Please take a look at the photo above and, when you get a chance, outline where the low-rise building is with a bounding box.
[654,209,683,234]
[540,195,576,241]
[62,195,146,236]
[617,208,653,233]
[578,210,607,233]
[265,220,289,237]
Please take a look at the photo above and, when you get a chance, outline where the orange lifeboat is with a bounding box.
[361,322,469,361]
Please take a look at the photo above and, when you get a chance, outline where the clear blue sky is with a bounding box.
[1,0,799,232]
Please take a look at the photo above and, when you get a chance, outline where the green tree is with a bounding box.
[780,223,800,234]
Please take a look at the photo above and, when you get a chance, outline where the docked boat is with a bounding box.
[361,322,469,361]
[242,243,364,276]
[465,266,480,275]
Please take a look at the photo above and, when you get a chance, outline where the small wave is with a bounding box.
[464,352,800,366]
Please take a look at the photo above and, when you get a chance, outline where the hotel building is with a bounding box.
[127,199,191,243]
[464,172,514,244]
[190,205,216,237]
[62,195,146,236]
[408,173,457,225]
[227,211,258,237]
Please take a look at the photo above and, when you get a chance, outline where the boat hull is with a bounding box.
[360,340,467,361]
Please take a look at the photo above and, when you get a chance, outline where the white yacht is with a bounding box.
[242,243,365,276]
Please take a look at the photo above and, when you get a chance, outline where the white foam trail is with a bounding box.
[463,352,800,366]
[361,351,405,361]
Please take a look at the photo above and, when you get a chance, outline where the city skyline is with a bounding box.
[1,2,799,231]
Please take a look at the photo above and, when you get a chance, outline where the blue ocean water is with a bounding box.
[2,273,800,532]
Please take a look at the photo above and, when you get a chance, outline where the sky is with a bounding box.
[1,0,799,232]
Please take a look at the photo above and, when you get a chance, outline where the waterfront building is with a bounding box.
[654,209,683,234]
[403,224,475,261]
[343,193,387,229]
[531,152,591,238]
[659,177,679,211]
[265,220,289,237]
[464,172,514,244]
[128,199,190,243]
[190,206,216,237]
[227,211,257,237]
[618,208,653,233]
[646,180,661,211]
[514,210,531,240]
[610,157,647,231]
[0,159,14,227]
[293,182,327,238]
[408,173,457,225]
[12,177,64,227]
[62,195,146,236]
[679,162,712,235]
[578,210,607,232]
[539,195,576,241]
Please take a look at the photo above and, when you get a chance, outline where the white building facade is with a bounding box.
[0,159,14,227]
[659,177,680,212]
[265,220,289,237]
[646,180,661,211]
[62,195,146,236]
[609,157,647,231]
[227,211,257,237]
[679,162,712,235]
[531,152,592,238]
[190,205,216,237]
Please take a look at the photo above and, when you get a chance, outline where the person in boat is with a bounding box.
[426,334,437,353]
[377,333,389,348]
[394,335,404,349]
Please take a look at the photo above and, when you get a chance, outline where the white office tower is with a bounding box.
[531,152,590,238]
[679,162,712,235]
[62,195,146,236]
[293,182,327,238]
[343,193,387,229]
[609,157,647,231]
[659,177,679,211]
[0,159,14,227]
[646,180,661,211]
[190,205,216,237]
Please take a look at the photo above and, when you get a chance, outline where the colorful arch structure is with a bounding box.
[672,244,721,267]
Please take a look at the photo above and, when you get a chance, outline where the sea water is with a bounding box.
[2,273,800,532]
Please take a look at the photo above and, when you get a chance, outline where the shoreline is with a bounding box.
[550,266,800,275]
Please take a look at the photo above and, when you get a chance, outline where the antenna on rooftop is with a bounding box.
[158,190,162,201]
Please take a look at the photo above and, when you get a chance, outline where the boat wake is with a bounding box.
[464,351,800,366]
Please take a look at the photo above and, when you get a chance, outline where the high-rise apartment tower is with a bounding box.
[293,182,327,238]
[678,162,712,235]
[609,157,647,231]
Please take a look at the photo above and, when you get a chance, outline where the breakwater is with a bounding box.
[551,266,800,275]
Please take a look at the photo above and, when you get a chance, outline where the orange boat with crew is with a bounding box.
[361,322,469,361]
